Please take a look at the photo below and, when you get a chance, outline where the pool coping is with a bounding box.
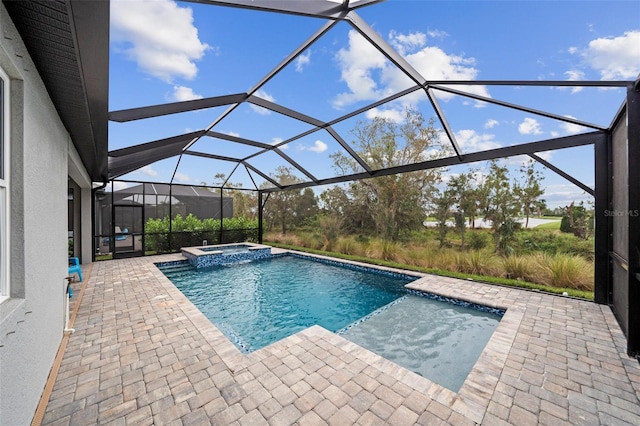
[181,242,273,269]
[180,242,271,258]
[150,248,524,423]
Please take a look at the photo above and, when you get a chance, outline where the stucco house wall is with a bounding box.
[0,3,87,424]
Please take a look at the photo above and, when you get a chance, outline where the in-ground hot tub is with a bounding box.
[181,243,272,268]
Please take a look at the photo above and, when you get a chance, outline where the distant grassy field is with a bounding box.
[535,220,561,230]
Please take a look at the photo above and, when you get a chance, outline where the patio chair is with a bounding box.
[68,257,83,282]
[115,226,128,242]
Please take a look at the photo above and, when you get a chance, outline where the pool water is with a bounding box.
[159,255,413,351]
[200,244,250,254]
[339,295,501,392]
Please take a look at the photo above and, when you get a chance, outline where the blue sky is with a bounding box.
[108,0,640,208]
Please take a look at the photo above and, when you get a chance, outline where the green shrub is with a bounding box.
[459,250,500,276]
[144,214,258,253]
[299,232,323,250]
[335,237,363,256]
[502,255,536,281]
[431,249,461,272]
[365,239,404,262]
[560,215,572,233]
[318,215,342,251]
[468,231,490,250]
[514,229,594,260]
[355,234,370,244]
[534,253,593,291]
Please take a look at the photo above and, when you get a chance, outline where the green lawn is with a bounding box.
[535,220,561,230]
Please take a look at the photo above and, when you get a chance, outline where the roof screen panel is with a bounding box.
[187,136,263,160]
[324,93,449,174]
[278,130,351,180]
[108,105,229,151]
[430,85,621,130]
[432,90,600,157]
[110,2,321,104]
[115,156,182,183]
[255,19,420,123]
[245,149,313,186]
[210,103,317,147]
[174,154,239,186]
[106,0,633,201]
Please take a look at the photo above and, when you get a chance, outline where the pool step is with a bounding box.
[157,263,194,276]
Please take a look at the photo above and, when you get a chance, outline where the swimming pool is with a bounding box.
[159,254,414,351]
[157,253,503,391]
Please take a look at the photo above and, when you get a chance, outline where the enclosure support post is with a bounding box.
[91,187,97,262]
[220,189,224,243]
[110,186,115,255]
[142,184,146,256]
[258,191,263,244]
[626,85,640,358]
[594,134,611,305]
[169,184,173,252]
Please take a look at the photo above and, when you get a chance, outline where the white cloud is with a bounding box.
[174,172,191,183]
[484,119,499,129]
[535,150,553,162]
[272,137,287,150]
[111,0,210,83]
[333,30,388,109]
[560,116,586,135]
[439,171,459,184]
[563,70,586,94]
[296,50,311,72]
[295,140,328,153]
[365,108,405,123]
[389,30,427,56]
[581,30,640,80]
[401,45,490,107]
[225,131,240,137]
[504,151,552,167]
[518,118,543,135]
[308,140,328,153]
[171,85,203,101]
[250,89,275,115]
[135,165,158,177]
[427,30,448,39]
[454,129,501,152]
[544,183,594,208]
[332,30,490,111]
[565,70,585,80]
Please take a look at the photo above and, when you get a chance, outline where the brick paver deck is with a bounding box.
[41,252,640,425]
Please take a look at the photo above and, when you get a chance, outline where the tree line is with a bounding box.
[204,109,593,254]
[260,109,553,253]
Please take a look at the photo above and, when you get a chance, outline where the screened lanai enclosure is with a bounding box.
[83,0,640,357]
[93,182,251,258]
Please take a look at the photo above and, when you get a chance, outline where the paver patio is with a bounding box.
[40,252,640,425]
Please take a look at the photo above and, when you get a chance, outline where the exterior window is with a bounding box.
[0,67,9,303]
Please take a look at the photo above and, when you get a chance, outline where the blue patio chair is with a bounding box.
[68,257,83,282]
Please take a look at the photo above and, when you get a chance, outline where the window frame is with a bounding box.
[0,66,10,304]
